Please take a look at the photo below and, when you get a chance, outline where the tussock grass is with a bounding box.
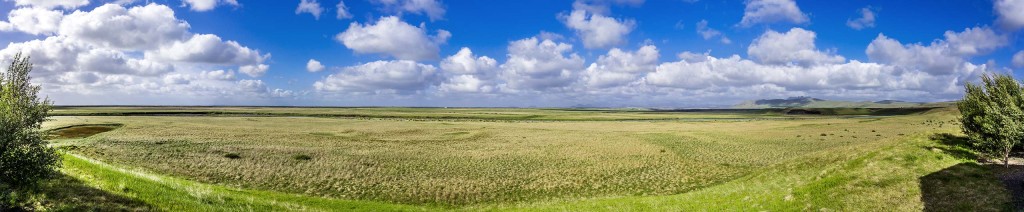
[488,131,1008,211]
[39,116,1007,211]
[45,108,957,207]
[56,152,430,211]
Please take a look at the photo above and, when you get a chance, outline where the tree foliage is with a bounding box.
[0,53,59,192]
[958,73,1024,167]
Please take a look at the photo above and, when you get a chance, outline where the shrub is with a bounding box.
[0,54,60,196]
[293,154,312,161]
[224,153,241,159]
[959,73,1024,167]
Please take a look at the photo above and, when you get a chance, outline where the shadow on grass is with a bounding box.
[920,163,1013,212]
[5,172,154,211]
[921,133,1019,211]
[927,133,978,160]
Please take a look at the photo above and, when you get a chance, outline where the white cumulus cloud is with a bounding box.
[644,55,982,96]
[1013,51,1024,68]
[866,27,1007,75]
[582,45,658,88]
[737,0,808,27]
[500,37,585,91]
[150,33,269,66]
[846,7,876,30]
[561,9,635,49]
[238,64,269,77]
[942,26,1008,56]
[182,0,239,12]
[336,16,450,61]
[307,59,325,72]
[995,0,1024,30]
[0,3,283,105]
[314,60,438,94]
[0,7,63,35]
[59,3,190,50]
[336,0,353,19]
[296,0,323,19]
[866,34,962,75]
[441,47,497,75]
[200,70,236,80]
[637,27,988,105]
[439,47,499,93]
[747,28,845,66]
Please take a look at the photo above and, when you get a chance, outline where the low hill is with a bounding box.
[733,96,944,109]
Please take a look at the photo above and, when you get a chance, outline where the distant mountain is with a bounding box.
[733,96,938,108]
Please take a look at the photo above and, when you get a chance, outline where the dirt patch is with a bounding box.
[48,124,122,139]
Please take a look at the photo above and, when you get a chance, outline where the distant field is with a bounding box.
[39,107,1010,210]
[49,106,939,121]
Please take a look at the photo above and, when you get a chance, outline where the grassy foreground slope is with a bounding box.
[46,114,935,206]
[44,153,427,211]
[493,132,1008,211]
[35,107,1010,211]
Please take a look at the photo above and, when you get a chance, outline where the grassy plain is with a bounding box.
[33,106,1010,210]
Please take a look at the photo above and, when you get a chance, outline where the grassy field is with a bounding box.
[29,106,1011,210]
[49,106,759,121]
[49,106,938,120]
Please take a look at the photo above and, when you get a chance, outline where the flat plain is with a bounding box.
[38,106,1010,211]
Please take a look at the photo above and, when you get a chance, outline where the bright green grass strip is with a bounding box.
[61,153,433,211]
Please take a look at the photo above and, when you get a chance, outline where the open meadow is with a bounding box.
[2,1,1018,211]
[35,106,1011,211]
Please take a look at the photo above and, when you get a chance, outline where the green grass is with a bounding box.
[51,106,909,121]
[41,129,1008,211]
[55,152,430,211]
[479,132,1009,211]
[45,114,939,206]
[25,106,1011,211]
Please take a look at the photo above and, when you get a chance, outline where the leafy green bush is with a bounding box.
[0,54,59,206]
[958,73,1024,167]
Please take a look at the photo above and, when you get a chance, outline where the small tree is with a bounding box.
[0,54,59,196]
[958,73,1024,167]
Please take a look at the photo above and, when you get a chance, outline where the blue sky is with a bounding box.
[1,0,1023,107]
